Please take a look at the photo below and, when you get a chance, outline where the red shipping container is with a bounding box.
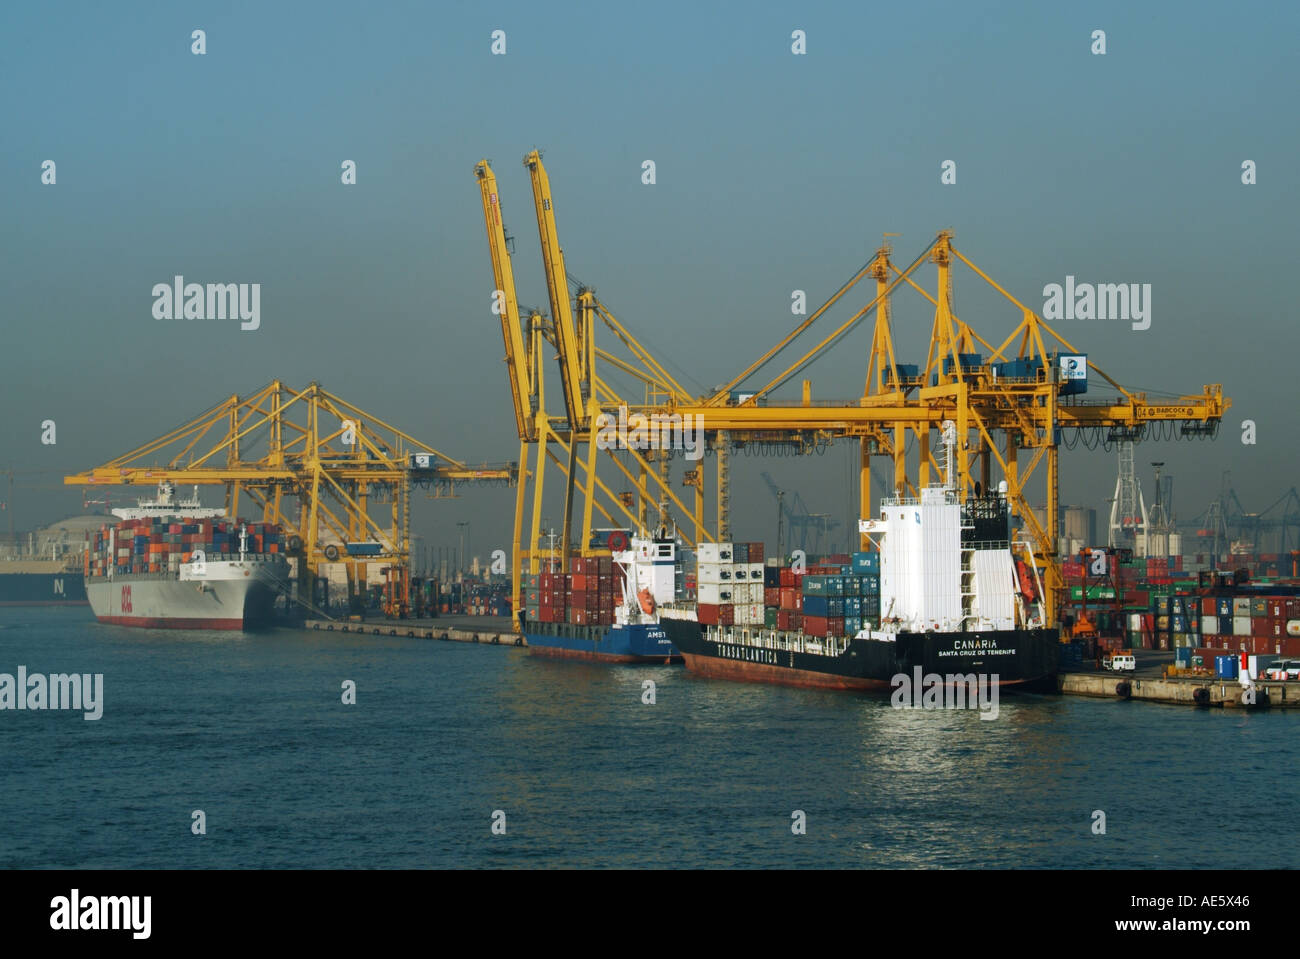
[764,587,781,607]
[571,608,590,625]
[1201,597,1217,616]
[698,604,720,625]
[790,613,802,630]
[779,568,794,587]
[780,587,797,610]
[777,610,793,629]
[718,605,734,626]
[571,574,587,592]
[828,617,845,637]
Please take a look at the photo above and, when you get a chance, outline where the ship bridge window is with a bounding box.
[658,545,671,556]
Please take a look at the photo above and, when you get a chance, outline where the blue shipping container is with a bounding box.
[851,552,880,574]
[802,595,831,618]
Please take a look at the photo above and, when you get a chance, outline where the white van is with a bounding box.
[1104,653,1136,672]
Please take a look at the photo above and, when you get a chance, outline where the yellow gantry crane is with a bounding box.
[650,232,1226,624]
[64,381,516,617]
[476,154,714,618]
[478,152,1229,630]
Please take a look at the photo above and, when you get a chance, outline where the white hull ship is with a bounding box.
[85,482,289,631]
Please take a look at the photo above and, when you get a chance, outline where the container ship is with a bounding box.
[85,482,290,630]
[659,426,1060,690]
[519,530,681,663]
[0,557,88,606]
[0,516,102,606]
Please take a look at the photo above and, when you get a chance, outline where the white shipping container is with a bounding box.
[1203,615,1218,636]
[747,562,764,581]
[698,583,734,605]
[697,564,725,585]
[1233,616,1252,636]
[697,543,733,564]
[748,603,763,625]
[1128,613,1142,631]
[1232,597,1251,616]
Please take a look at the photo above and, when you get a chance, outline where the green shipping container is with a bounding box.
[1069,586,1117,600]
[802,575,829,596]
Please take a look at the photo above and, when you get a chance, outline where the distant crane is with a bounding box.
[760,472,840,557]
[1188,473,1300,559]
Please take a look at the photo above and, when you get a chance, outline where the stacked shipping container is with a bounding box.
[87,518,284,578]
[522,555,617,625]
[696,544,881,639]
[696,541,766,626]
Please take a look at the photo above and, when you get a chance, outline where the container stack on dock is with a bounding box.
[1196,593,1300,659]
[87,518,284,578]
[1061,552,1199,650]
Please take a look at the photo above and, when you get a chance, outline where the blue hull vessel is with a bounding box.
[523,620,681,663]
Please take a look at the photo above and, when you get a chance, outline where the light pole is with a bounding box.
[456,522,469,576]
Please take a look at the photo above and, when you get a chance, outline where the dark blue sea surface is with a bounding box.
[0,607,1293,868]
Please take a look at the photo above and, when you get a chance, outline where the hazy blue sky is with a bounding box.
[3,0,1297,560]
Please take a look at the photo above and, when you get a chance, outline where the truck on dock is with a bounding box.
[1103,652,1136,672]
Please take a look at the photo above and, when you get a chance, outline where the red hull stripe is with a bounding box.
[683,653,890,690]
[529,646,680,665]
[682,654,1033,690]
[96,614,245,630]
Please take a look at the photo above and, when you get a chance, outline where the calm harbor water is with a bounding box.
[1,607,1294,869]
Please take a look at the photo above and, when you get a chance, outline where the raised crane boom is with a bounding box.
[474,159,534,441]
[524,150,588,429]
